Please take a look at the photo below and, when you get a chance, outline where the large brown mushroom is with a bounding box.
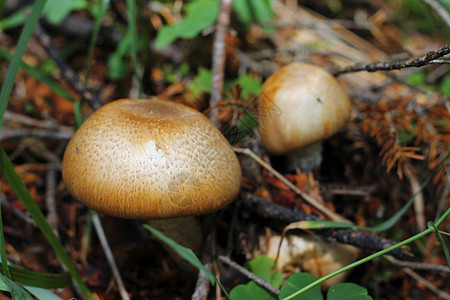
[258,62,352,172]
[62,99,242,249]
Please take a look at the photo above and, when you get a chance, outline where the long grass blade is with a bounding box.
[0,263,71,289]
[0,48,76,102]
[0,147,93,299]
[0,203,10,279]
[283,150,450,233]
[0,0,47,132]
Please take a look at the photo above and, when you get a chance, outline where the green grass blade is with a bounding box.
[0,147,93,299]
[0,263,71,289]
[280,229,432,300]
[126,0,142,97]
[284,150,450,233]
[0,7,27,31]
[0,48,76,102]
[0,0,47,133]
[144,224,215,284]
[0,272,33,300]
[23,286,62,300]
[144,224,231,298]
[428,220,450,269]
[0,200,11,279]
[84,0,110,86]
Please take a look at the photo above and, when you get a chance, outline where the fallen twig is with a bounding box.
[332,44,450,76]
[209,0,232,126]
[218,255,280,296]
[33,23,104,110]
[45,164,60,237]
[386,255,450,273]
[239,191,405,258]
[404,168,426,231]
[191,263,211,300]
[4,110,61,129]
[92,213,130,300]
[0,128,73,141]
[400,265,450,300]
[192,228,214,300]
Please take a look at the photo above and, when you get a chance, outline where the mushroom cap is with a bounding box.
[258,62,351,155]
[62,99,242,219]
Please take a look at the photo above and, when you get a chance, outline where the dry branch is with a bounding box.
[218,255,280,296]
[239,191,406,258]
[209,0,232,126]
[333,44,450,76]
[33,23,104,110]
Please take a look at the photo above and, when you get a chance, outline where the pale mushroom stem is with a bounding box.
[147,216,203,251]
[287,141,323,174]
[146,217,204,272]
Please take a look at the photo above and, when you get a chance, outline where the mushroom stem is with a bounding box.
[147,217,203,272]
[147,216,203,251]
[287,141,323,174]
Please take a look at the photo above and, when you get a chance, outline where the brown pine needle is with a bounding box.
[233,147,351,223]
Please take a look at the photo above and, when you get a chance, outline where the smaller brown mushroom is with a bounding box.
[258,62,352,172]
[62,99,242,251]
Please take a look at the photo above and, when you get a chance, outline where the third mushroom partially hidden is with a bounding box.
[258,62,352,173]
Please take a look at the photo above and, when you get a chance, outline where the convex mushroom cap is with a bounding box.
[258,62,352,155]
[62,99,242,219]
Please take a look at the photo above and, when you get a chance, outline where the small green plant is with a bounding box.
[155,0,274,50]
[279,273,372,300]
[155,0,219,50]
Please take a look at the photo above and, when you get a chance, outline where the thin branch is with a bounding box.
[33,23,104,110]
[209,0,232,126]
[403,268,450,300]
[0,193,34,225]
[428,59,450,64]
[192,232,213,300]
[333,44,450,76]
[0,128,73,141]
[218,255,280,296]
[404,167,426,231]
[239,191,406,258]
[386,255,450,273]
[45,165,60,237]
[4,110,60,129]
[92,212,130,300]
[191,263,211,300]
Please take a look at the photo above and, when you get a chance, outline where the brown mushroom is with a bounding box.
[258,232,360,289]
[258,62,351,172]
[62,99,242,249]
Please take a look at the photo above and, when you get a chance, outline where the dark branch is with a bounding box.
[333,44,450,76]
[239,191,406,258]
[387,256,450,273]
[33,23,104,110]
[218,255,280,296]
